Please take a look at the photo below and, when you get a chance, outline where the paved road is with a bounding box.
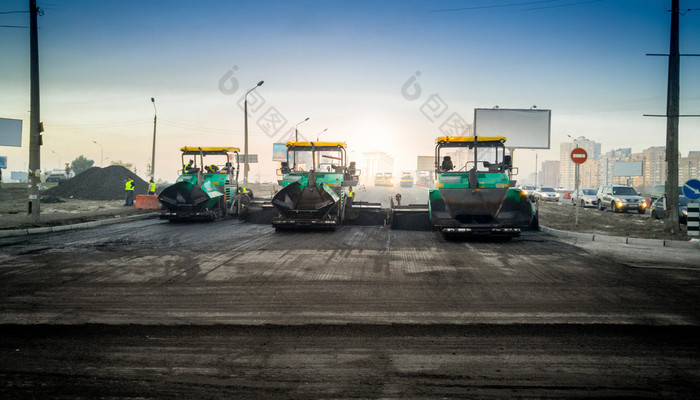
[1,214,699,398]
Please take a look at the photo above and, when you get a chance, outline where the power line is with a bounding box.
[431,0,563,12]
[0,25,29,28]
[0,11,29,14]
[50,119,151,129]
[159,119,268,135]
[524,0,604,11]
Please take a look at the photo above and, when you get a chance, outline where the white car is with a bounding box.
[535,186,560,202]
[571,188,598,207]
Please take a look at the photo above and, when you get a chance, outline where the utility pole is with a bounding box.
[664,0,680,233]
[150,98,157,182]
[645,0,699,232]
[28,0,41,223]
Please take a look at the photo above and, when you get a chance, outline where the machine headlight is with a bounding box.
[682,209,688,216]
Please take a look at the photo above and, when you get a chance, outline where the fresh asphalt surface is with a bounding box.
[1,186,699,398]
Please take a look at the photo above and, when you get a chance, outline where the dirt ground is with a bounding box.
[535,199,691,241]
[0,186,152,230]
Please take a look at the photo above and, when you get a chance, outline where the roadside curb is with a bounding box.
[0,213,159,238]
[540,225,700,250]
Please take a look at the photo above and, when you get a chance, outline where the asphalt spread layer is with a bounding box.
[1,219,699,398]
[1,324,699,399]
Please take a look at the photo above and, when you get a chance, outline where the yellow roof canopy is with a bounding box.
[285,141,346,148]
[435,136,506,144]
[180,146,241,154]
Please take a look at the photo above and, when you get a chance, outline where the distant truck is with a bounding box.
[415,171,432,187]
[374,172,393,187]
[44,169,74,183]
[400,171,414,188]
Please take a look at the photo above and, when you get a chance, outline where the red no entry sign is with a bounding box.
[570,147,588,164]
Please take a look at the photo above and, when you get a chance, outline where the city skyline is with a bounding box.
[1,0,699,183]
[533,137,699,192]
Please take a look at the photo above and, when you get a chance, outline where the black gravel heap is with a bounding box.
[44,166,149,200]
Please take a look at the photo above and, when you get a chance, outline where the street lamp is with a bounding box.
[92,140,103,167]
[150,97,157,182]
[244,80,264,187]
[316,128,327,142]
[294,117,310,168]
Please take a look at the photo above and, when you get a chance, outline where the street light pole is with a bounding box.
[150,97,157,182]
[293,117,309,168]
[244,80,264,187]
[93,140,103,167]
[316,128,327,141]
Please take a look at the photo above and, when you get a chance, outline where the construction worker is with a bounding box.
[205,164,219,173]
[184,160,194,174]
[124,177,135,206]
[148,179,156,195]
[347,187,355,208]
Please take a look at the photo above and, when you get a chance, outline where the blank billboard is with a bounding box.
[0,118,22,147]
[614,161,643,177]
[473,108,551,149]
[416,156,434,171]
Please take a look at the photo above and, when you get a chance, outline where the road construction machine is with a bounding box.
[271,141,382,229]
[390,136,536,239]
[158,146,247,221]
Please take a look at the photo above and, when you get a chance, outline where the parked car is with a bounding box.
[650,185,684,204]
[535,186,559,202]
[650,195,689,224]
[571,188,598,207]
[596,185,646,214]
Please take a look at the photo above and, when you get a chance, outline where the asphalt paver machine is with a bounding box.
[391,136,536,239]
[158,146,245,221]
[271,141,382,229]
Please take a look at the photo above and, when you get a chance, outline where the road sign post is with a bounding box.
[570,148,588,226]
[683,179,700,237]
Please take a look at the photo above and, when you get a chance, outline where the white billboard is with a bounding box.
[614,161,643,177]
[0,118,22,147]
[473,108,551,149]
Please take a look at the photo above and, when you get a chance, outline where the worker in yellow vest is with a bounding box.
[148,179,156,195]
[124,177,135,206]
[347,187,355,208]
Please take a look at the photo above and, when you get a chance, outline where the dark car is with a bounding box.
[650,195,689,224]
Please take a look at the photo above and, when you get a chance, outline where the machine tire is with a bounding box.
[580,200,585,207]
[598,201,604,211]
[638,208,645,215]
[611,202,617,213]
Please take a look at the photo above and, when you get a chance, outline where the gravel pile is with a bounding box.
[44,166,149,200]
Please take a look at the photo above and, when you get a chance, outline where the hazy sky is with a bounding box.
[1,0,699,183]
